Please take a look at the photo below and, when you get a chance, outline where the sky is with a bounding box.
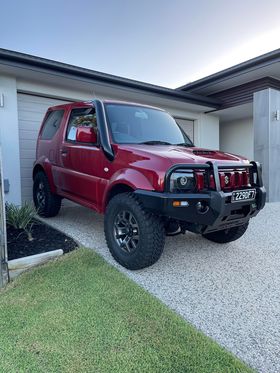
[1,0,280,88]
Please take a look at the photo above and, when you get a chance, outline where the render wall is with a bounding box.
[220,118,254,160]
[254,88,280,201]
[0,75,21,205]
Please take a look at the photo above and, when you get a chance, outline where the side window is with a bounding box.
[41,110,64,140]
[66,107,97,143]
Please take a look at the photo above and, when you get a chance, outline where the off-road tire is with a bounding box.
[202,223,249,243]
[104,192,165,270]
[33,172,61,217]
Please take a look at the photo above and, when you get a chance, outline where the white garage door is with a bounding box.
[175,118,194,142]
[17,93,71,202]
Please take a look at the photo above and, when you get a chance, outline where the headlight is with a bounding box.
[170,171,196,192]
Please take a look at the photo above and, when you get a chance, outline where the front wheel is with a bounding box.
[104,193,165,270]
[202,223,249,243]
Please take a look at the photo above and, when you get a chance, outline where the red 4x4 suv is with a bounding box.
[33,99,266,269]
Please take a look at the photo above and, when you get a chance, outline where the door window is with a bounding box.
[66,107,97,143]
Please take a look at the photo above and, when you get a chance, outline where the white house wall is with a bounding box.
[0,75,21,205]
[220,118,253,160]
[195,114,219,150]
[254,88,280,202]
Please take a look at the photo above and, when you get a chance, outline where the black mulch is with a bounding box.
[7,220,78,260]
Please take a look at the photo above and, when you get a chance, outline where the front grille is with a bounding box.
[218,169,251,191]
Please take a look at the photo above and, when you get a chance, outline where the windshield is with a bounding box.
[104,103,193,146]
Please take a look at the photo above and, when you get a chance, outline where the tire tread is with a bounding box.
[33,172,61,217]
[202,223,248,243]
[104,192,165,269]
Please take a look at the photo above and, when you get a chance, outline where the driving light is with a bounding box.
[178,176,189,187]
[170,171,196,192]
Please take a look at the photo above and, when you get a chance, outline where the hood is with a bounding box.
[117,144,249,166]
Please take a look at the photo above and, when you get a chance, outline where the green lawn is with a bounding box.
[0,249,253,373]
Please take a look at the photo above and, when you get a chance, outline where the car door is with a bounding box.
[59,105,104,206]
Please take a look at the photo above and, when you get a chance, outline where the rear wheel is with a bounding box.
[104,193,165,270]
[33,172,61,217]
[202,223,249,243]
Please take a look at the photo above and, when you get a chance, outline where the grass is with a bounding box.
[0,249,253,373]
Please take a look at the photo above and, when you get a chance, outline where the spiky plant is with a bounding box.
[6,202,37,241]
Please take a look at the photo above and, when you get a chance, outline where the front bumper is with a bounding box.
[135,161,266,234]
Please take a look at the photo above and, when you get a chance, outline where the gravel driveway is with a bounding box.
[43,202,280,373]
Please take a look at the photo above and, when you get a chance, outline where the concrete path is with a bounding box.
[43,202,280,373]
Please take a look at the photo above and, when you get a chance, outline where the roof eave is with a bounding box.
[178,48,280,92]
[0,48,221,109]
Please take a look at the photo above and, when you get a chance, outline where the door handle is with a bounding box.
[60,149,68,156]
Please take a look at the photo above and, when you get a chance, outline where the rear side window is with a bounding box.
[41,110,64,140]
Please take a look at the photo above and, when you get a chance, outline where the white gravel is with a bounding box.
[43,202,280,373]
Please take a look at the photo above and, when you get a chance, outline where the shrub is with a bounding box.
[6,203,37,241]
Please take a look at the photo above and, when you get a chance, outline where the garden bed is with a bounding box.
[7,220,77,260]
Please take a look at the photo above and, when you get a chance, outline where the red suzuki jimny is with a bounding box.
[33,99,266,269]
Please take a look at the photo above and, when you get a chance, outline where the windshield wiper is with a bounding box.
[176,142,193,147]
[139,140,172,145]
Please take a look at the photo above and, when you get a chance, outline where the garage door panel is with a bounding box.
[19,129,39,140]
[21,177,33,188]
[21,187,34,199]
[19,120,45,131]
[21,171,35,182]
[19,131,38,149]
[18,110,47,121]
[20,158,36,168]
[18,110,48,123]
[19,148,36,158]
[18,103,48,113]
[18,93,70,202]
[20,145,36,153]
[19,137,39,147]
[18,94,67,108]
[19,129,38,137]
